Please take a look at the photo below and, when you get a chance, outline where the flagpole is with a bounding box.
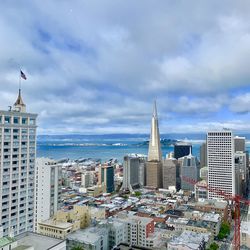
[19,70,22,94]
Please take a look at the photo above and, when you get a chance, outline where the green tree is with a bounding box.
[71,246,84,250]
[217,221,230,240]
[207,242,219,250]
[134,191,142,197]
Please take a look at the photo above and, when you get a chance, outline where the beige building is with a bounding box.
[146,161,162,188]
[38,205,91,239]
[87,184,106,197]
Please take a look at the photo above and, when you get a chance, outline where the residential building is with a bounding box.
[66,226,109,250]
[116,212,158,248]
[34,157,62,232]
[167,230,211,250]
[146,101,163,188]
[195,180,208,200]
[241,221,250,249]
[0,89,37,236]
[207,131,235,199]
[38,205,91,239]
[174,142,192,160]
[108,220,125,249]
[200,166,208,181]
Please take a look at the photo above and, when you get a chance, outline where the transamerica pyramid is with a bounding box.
[148,101,162,161]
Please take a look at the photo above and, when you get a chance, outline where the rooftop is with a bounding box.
[0,237,15,248]
[67,227,107,244]
[39,219,73,229]
[14,232,65,250]
[168,230,211,249]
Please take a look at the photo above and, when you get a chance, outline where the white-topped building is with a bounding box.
[0,89,37,236]
[34,157,62,232]
[207,131,235,199]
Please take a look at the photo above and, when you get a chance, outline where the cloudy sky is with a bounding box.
[1,0,250,135]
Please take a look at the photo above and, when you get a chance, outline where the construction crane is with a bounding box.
[182,176,250,250]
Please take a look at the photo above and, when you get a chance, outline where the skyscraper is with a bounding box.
[162,158,177,190]
[180,150,200,191]
[200,142,207,168]
[234,136,245,152]
[174,142,192,159]
[121,154,146,192]
[207,131,235,199]
[99,164,115,193]
[0,90,37,236]
[146,101,162,188]
[34,157,62,232]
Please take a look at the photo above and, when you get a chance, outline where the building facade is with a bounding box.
[207,131,235,199]
[0,90,37,236]
[34,157,62,232]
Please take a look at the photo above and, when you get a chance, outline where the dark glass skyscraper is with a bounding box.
[174,142,192,159]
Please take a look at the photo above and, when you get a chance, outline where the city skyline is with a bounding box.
[1,1,250,135]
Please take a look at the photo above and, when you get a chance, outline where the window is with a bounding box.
[30,118,35,125]
[14,117,19,124]
[22,118,27,124]
[4,116,10,124]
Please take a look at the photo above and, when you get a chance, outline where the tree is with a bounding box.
[217,221,230,240]
[207,242,219,250]
[134,191,142,197]
[71,246,84,250]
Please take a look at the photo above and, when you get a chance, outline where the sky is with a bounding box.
[1,0,250,135]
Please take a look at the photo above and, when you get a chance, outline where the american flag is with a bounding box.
[20,70,27,80]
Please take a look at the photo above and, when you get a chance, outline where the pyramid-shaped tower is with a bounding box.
[146,101,163,188]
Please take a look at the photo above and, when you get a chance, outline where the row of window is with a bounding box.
[0,116,36,125]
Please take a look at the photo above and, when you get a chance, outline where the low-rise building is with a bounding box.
[167,230,211,250]
[66,226,109,250]
[241,221,250,248]
[38,205,91,239]
[0,232,66,250]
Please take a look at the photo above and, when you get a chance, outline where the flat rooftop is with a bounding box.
[14,232,65,250]
[67,227,107,244]
[0,237,15,247]
[39,219,73,229]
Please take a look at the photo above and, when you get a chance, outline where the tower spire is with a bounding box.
[153,100,157,118]
[148,101,162,161]
[14,88,26,112]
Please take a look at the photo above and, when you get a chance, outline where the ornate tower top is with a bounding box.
[148,101,162,161]
[14,89,26,112]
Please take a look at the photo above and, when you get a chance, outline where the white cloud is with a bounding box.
[0,1,250,134]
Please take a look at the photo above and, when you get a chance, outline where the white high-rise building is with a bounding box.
[0,90,37,236]
[207,131,235,199]
[34,157,62,232]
